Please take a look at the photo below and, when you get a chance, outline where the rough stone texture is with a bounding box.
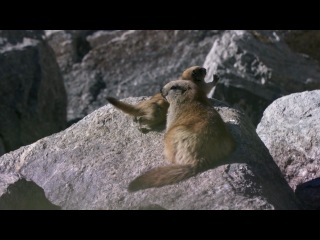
[45,30,98,73]
[0,173,19,197]
[0,97,300,210]
[0,30,44,47]
[257,90,320,209]
[203,30,320,126]
[46,30,221,122]
[0,30,67,156]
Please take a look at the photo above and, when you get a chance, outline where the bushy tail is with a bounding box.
[128,164,198,192]
[106,97,140,117]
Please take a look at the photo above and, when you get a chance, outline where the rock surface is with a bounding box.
[46,30,320,128]
[203,30,320,126]
[45,30,98,73]
[0,173,60,210]
[0,30,67,156]
[0,97,300,210]
[257,90,320,209]
[46,30,221,122]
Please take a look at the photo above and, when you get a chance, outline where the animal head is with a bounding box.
[181,66,207,82]
[161,79,204,104]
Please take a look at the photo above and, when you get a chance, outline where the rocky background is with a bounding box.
[0,30,66,155]
[0,30,319,209]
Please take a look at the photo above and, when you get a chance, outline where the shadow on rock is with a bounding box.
[295,177,320,210]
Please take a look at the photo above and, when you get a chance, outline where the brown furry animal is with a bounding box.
[107,66,219,133]
[179,65,219,95]
[128,80,235,192]
[107,93,169,133]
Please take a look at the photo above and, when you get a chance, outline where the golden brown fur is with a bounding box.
[107,93,169,133]
[107,66,219,133]
[179,65,219,95]
[128,80,235,192]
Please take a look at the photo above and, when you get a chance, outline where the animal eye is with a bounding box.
[170,85,179,90]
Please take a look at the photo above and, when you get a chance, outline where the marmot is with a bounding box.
[107,66,219,133]
[107,93,169,133]
[180,65,219,95]
[128,79,235,192]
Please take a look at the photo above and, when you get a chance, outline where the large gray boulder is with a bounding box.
[0,30,67,156]
[0,97,300,209]
[46,30,221,122]
[257,90,320,209]
[203,30,320,126]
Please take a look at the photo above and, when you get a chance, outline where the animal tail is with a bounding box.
[128,164,198,192]
[106,97,141,117]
